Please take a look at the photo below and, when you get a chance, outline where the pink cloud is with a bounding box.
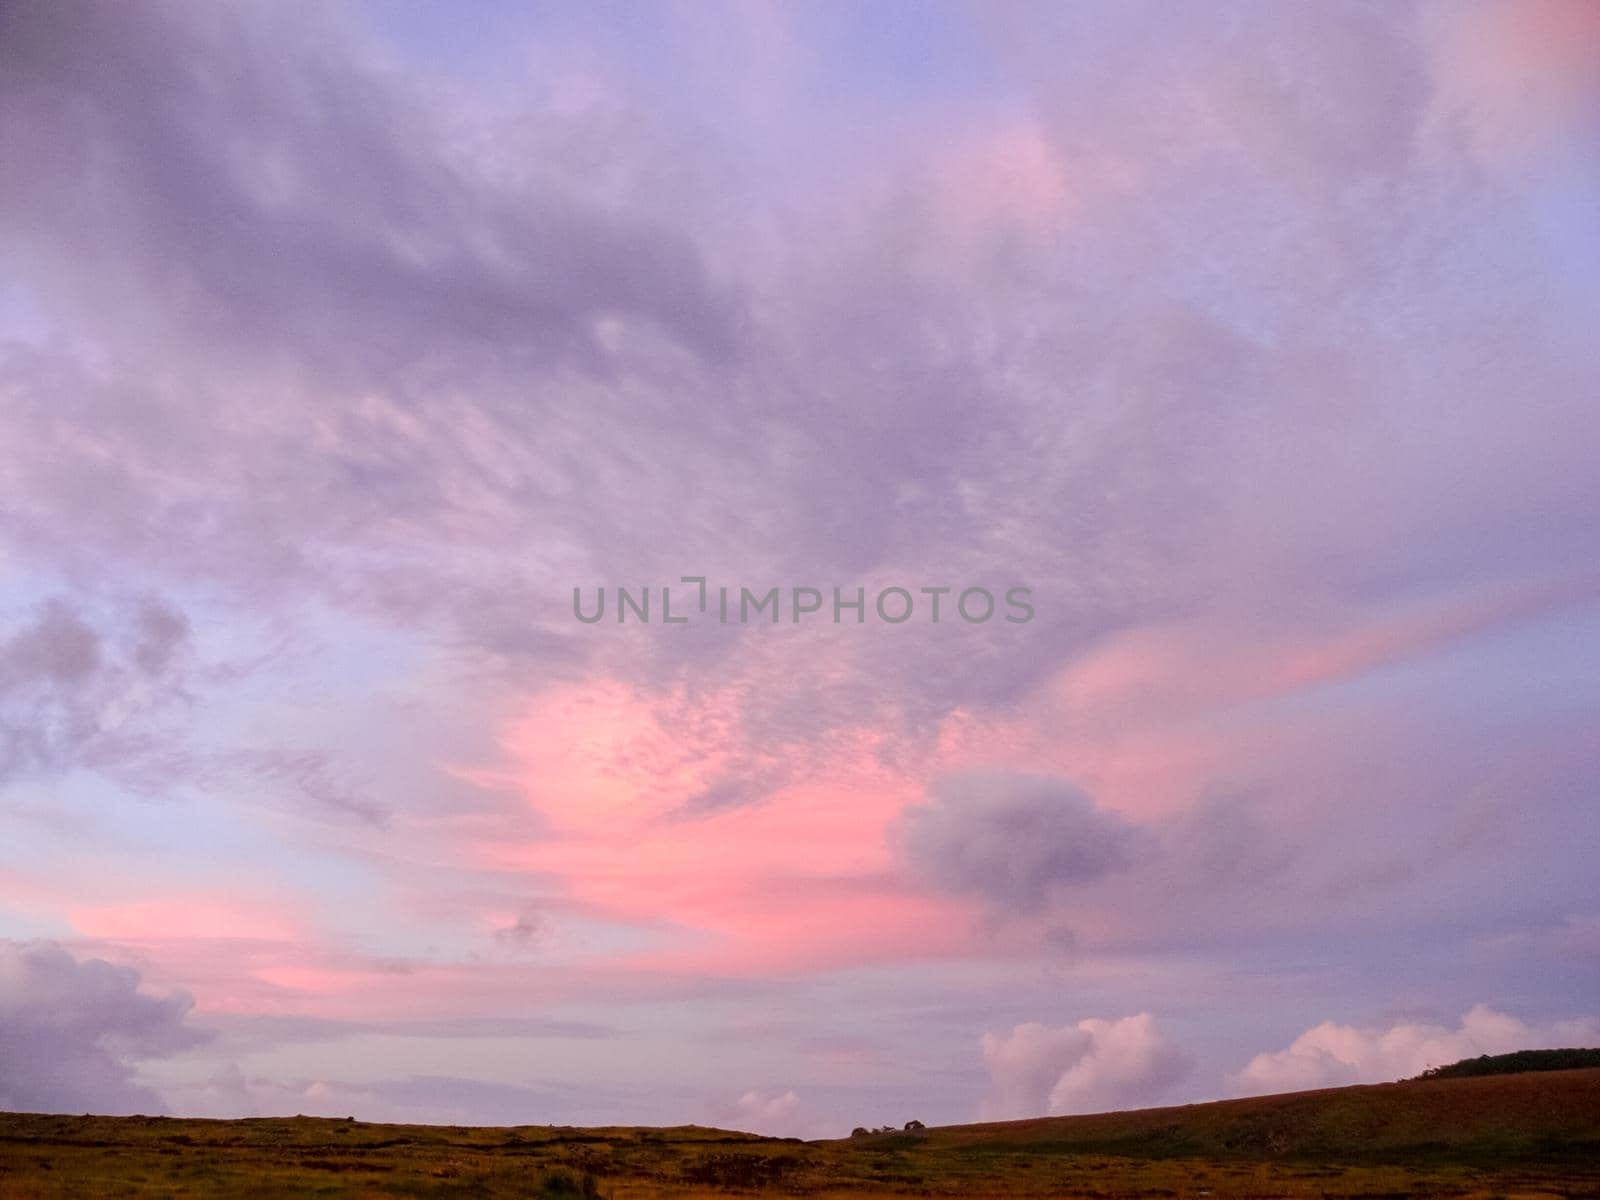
[460,571,1583,974]
[462,679,981,974]
[1427,0,1600,166]
[69,898,303,944]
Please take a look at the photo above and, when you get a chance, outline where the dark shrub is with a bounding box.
[681,1153,799,1188]
[1416,1049,1600,1080]
[535,1166,600,1198]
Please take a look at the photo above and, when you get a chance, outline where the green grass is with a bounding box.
[1,1068,1597,1198]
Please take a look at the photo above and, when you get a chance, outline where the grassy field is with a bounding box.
[1,1068,1597,1198]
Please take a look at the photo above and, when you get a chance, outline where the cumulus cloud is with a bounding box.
[1231,1005,1600,1095]
[898,773,1144,913]
[707,1088,806,1137]
[0,940,205,1114]
[980,1013,1192,1119]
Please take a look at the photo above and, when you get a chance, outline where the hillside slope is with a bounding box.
[900,1066,1600,1161]
[1,1068,1597,1197]
[1418,1047,1600,1079]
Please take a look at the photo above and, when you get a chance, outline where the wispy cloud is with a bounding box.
[0,0,1595,1126]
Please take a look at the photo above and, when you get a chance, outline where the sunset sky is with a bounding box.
[1,1,1598,1134]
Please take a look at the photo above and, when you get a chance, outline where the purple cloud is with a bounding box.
[0,940,205,1115]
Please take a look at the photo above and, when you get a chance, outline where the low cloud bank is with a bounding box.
[1231,1005,1600,1094]
[0,940,204,1114]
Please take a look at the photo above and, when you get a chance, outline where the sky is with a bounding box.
[0,0,1597,1135]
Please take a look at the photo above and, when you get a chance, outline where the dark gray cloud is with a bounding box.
[0,600,100,686]
[493,911,548,947]
[0,1,737,380]
[895,738,1600,971]
[0,596,192,786]
[897,772,1145,912]
[0,940,205,1115]
[891,772,1309,940]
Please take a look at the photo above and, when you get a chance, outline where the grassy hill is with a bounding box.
[1,1068,1597,1198]
[909,1064,1600,1162]
[1416,1047,1600,1080]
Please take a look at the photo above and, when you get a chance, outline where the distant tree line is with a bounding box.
[850,1120,925,1137]
[1415,1048,1600,1079]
